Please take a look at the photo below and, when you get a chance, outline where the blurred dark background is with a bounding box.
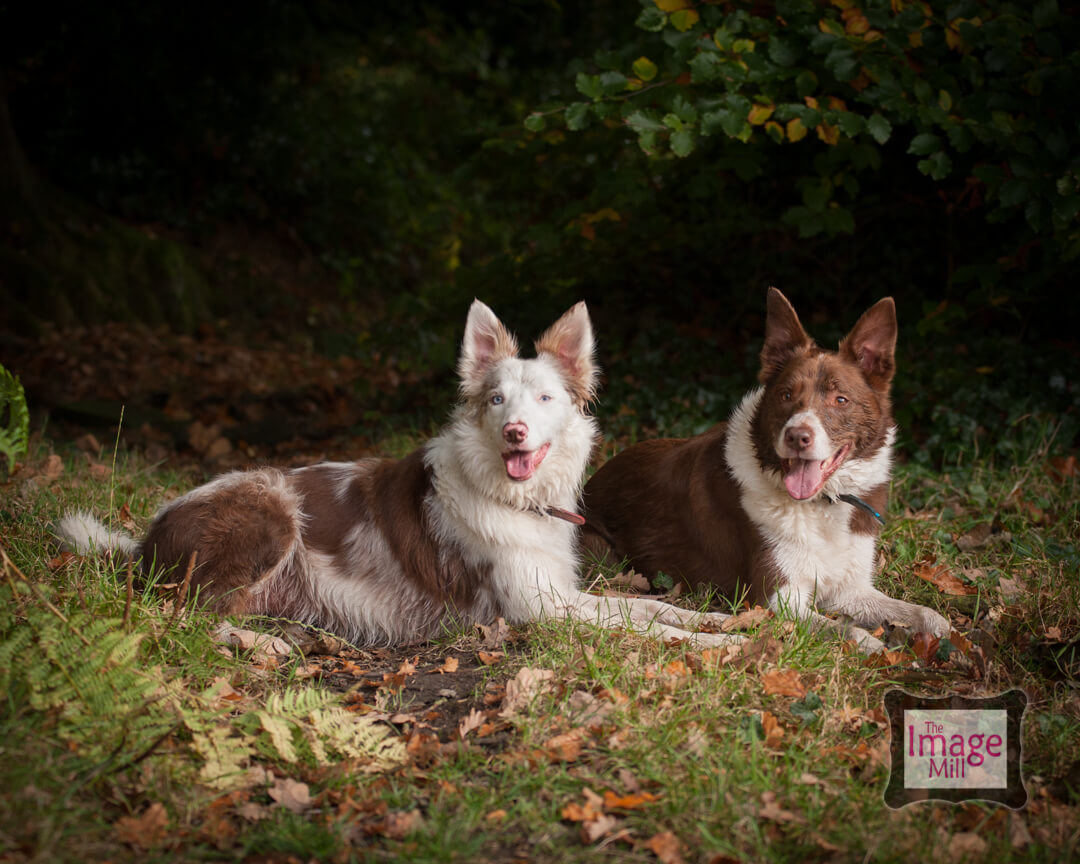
[1,0,1077,468]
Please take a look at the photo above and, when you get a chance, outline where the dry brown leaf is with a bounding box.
[566,689,613,727]
[761,711,785,747]
[561,787,604,822]
[117,502,138,533]
[396,656,418,676]
[1046,455,1079,482]
[478,617,510,648]
[436,656,459,674]
[499,667,554,717]
[485,809,507,823]
[458,708,486,740]
[477,650,505,666]
[405,729,441,765]
[114,802,169,849]
[603,790,658,810]
[47,550,75,571]
[758,790,804,824]
[581,812,619,843]
[720,605,774,633]
[268,777,311,813]
[947,831,988,860]
[685,725,708,758]
[911,632,941,664]
[545,729,586,762]
[863,648,911,668]
[644,830,685,864]
[383,809,425,840]
[997,575,1024,602]
[42,453,64,481]
[1009,812,1033,849]
[74,433,101,453]
[610,569,652,592]
[761,668,807,698]
[89,463,111,481]
[914,560,978,595]
[236,802,269,822]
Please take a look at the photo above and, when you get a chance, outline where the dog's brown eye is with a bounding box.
[782,391,792,401]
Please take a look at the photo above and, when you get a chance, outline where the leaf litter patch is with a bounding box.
[276,619,526,755]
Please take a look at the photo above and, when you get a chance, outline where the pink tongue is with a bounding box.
[784,459,825,500]
[503,444,549,481]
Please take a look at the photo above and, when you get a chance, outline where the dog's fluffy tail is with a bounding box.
[55,511,140,558]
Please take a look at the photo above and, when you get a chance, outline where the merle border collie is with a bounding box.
[580,288,950,653]
[59,301,738,647]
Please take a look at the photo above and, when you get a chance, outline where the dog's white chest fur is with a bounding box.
[724,387,893,614]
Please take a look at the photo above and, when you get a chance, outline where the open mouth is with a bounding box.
[780,444,851,500]
[502,443,551,481]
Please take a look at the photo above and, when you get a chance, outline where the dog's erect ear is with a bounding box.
[839,297,897,391]
[535,301,598,407]
[759,287,813,382]
[458,300,519,396]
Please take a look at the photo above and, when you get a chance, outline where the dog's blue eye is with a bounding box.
[491,394,503,405]
[836,395,847,404]
[539,394,552,403]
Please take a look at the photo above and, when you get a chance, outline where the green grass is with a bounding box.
[1,425,1078,863]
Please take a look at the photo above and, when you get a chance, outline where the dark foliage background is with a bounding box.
[1,0,1077,465]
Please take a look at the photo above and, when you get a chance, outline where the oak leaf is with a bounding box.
[761,668,807,698]
[114,802,169,849]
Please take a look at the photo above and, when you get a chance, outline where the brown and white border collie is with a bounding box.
[581,288,950,653]
[58,301,737,648]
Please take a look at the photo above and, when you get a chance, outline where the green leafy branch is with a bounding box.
[530,0,1080,247]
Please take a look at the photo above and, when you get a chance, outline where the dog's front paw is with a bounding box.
[852,628,886,655]
[911,607,951,638]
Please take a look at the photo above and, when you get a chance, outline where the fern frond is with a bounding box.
[0,364,29,475]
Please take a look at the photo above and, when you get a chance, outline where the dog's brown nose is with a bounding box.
[784,425,814,452]
[503,422,528,445]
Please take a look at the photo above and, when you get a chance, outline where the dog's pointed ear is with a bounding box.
[535,301,598,407]
[458,300,519,396]
[760,287,813,382]
[839,297,897,391]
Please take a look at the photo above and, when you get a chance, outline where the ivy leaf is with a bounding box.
[791,692,824,725]
[866,113,892,144]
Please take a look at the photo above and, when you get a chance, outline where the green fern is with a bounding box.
[0,363,29,475]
